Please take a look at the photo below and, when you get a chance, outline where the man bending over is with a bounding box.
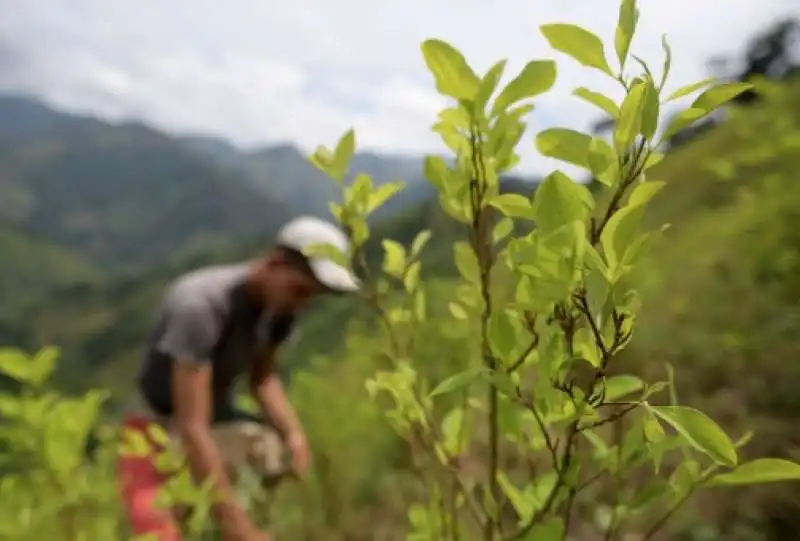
[117,216,360,541]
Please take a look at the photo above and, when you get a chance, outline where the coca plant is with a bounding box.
[306,0,800,539]
[0,346,221,540]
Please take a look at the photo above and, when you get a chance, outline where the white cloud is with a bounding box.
[0,0,798,176]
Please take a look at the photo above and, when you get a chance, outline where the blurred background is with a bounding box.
[0,1,799,540]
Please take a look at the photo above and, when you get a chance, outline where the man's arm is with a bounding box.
[249,346,304,440]
[161,293,258,539]
[173,362,256,538]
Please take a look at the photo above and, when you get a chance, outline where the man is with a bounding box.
[117,216,360,541]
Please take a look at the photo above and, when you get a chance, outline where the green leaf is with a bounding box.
[692,82,753,111]
[381,239,406,277]
[121,426,153,458]
[643,410,665,442]
[708,459,800,486]
[588,137,619,187]
[328,201,343,222]
[303,242,349,268]
[410,230,433,258]
[641,78,660,140]
[531,171,594,233]
[424,156,452,191]
[441,407,465,456]
[605,375,644,401]
[429,368,486,398]
[600,202,646,271]
[615,0,639,69]
[453,242,481,284]
[367,181,406,213]
[420,39,480,100]
[665,77,717,102]
[146,423,170,448]
[30,346,59,385]
[644,151,665,170]
[573,87,620,118]
[492,217,514,243]
[662,82,753,140]
[614,81,647,153]
[659,34,672,90]
[348,173,373,210]
[488,310,518,360]
[0,348,30,382]
[434,119,472,156]
[438,105,472,130]
[496,472,533,520]
[627,180,666,207]
[475,60,508,115]
[404,261,422,292]
[488,193,535,219]
[648,405,738,467]
[331,129,356,180]
[540,24,613,76]
[535,128,592,169]
[574,328,601,367]
[448,302,468,320]
[491,60,557,117]
[309,145,335,176]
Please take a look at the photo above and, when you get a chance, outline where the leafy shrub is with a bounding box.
[0,346,223,540]
[305,1,800,539]
[0,346,127,539]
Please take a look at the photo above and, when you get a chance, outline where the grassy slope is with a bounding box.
[610,82,800,539]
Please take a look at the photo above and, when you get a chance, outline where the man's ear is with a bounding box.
[263,250,285,269]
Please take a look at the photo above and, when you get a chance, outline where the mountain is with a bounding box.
[0,94,438,276]
[181,136,434,220]
[0,95,293,272]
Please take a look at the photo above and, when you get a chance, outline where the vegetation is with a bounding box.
[0,4,799,541]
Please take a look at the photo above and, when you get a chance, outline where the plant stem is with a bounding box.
[468,129,499,541]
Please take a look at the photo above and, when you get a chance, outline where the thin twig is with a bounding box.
[578,403,642,432]
[506,335,539,374]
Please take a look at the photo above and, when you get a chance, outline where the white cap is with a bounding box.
[275,216,360,293]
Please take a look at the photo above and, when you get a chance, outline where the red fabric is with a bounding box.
[117,415,182,541]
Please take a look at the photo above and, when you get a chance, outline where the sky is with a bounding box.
[0,0,798,176]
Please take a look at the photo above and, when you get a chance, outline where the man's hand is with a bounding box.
[251,349,310,480]
[245,530,272,541]
[286,430,310,479]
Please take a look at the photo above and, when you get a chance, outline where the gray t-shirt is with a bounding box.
[137,262,295,422]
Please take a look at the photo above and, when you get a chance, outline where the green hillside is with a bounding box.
[0,224,100,346]
[0,133,288,271]
[617,80,800,539]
